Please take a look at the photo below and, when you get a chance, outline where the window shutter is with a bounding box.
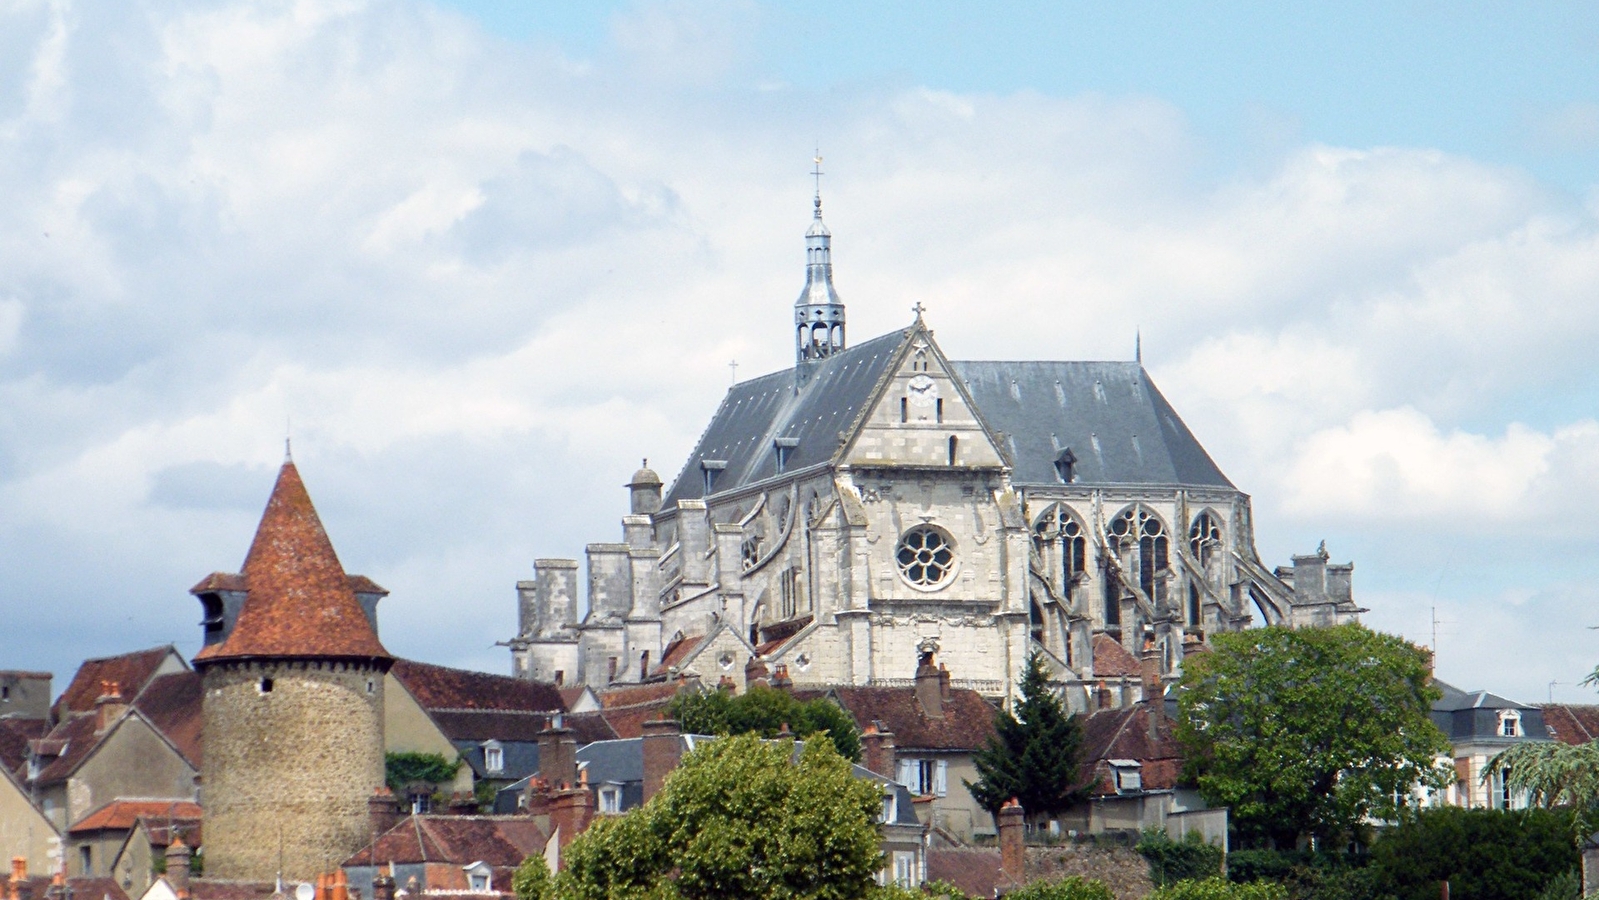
[934,760,947,797]
[897,759,916,789]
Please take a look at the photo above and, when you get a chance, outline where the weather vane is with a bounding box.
[812,150,823,205]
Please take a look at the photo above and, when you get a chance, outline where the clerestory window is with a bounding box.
[1109,506,1169,606]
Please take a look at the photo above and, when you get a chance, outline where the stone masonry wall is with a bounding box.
[201,659,385,881]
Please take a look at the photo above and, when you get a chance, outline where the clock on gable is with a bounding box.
[906,374,939,407]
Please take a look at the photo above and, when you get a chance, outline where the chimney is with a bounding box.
[938,663,951,701]
[331,870,350,900]
[537,720,578,789]
[1141,640,1165,739]
[369,788,401,838]
[914,654,943,719]
[94,681,127,734]
[860,723,897,780]
[314,874,329,900]
[10,858,29,900]
[641,718,682,803]
[744,656,769,688]
[164,838,192,897]
[769,664,792,690]
[998,799,1025,888]
[371,867,395,900]
[716,675,736,693]
[550,781,593,850]
[1095,680,1112,711]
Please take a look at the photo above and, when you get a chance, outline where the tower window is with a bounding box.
[947,436,958,465]
[367,679,376,695]
[900,397,908,423]
[258,677,274,694]
[936,398,944,423]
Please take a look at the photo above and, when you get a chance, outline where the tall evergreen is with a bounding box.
[967,651,1087,819]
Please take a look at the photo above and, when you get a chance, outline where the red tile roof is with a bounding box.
[426,710,616,745]
[0,717,49,773]
[390,659,564,714]
[650,634,705,677]
[8,877,131,900]
[181,880,278,900]
[137,816,203,849]
[595,682,693,739]
[824,686,998,752]
[344,816,547,868]
[134,672,203,767]
[53,646,179,720]
[195,462,390,663]
[1542,704,1599,745]
[70,800,202,833]
[927,848,1002,899]
[597,682,685,709]
[30,713,105,785]
[1091,634,1140,679]
[1079,702,1183,794]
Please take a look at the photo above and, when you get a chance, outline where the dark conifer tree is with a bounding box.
[967,651,1087,819]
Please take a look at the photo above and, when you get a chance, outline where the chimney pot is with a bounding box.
[164,837,192,897]
[998,799,1026,888]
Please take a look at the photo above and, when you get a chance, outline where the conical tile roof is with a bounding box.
[195,462,390,663]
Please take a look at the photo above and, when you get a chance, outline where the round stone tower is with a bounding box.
[194,460,392,882]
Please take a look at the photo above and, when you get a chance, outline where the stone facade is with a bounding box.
[508,195,1362,709]
[200,659,386,880]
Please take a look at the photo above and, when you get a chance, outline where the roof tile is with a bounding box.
[70,800,202,833]
[825,686,997,751]
[391,659,563,714]
[345,816,547,868]
[53,647,178,720]
[1091,635,1140,679]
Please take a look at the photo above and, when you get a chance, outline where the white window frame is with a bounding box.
[483,742,504,773]
[1498,710,1521,738]
[892,851,917,888]
[598,785,623,814]
[880,786,897,824]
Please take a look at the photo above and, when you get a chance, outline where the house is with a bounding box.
[51,648,188,725]
[342,816,549,899]
[1426,680,1551,809]
[2,858,131,900]
[67,801,202,884]
[107,811,202,900]
[1539,703,1599,746]
[0,671,52,723]
[592,681,695,739]
[0,754,57,875]
[799,655,998,842]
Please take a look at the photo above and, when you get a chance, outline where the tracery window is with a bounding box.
[1108,506,1169,606]
[896,525,956,588]
[1189,512,1221,566]
[1032,504,1086,596]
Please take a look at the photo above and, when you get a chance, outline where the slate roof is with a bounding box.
[429,710,616,745]
[1542,705,1599,746]
[1430,679,1550,744]
[133,672,202,767]
[663,330,909,505]
[195,462,390,663]
[820,686,997,752]
[953,361,1232,487]
[391,659,565,713]
[29,713,105,785]
[53,646,180,720]
[345,815,548,868]
[1079,702,1183,794]
[70,800,202,834]
[1091,634,1141,679]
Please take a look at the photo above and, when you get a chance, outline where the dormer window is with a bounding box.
[463,863,492,893]
[483,741,504,774]
[1498,710,1522,738]
[774,437,799,473]
[1054,448,1077,484]
[598,785,623,814]
[1110,759,1142,794]
[880,786,897,823]
[700,459,727,495]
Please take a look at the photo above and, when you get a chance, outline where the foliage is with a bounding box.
[1535,869,1581,900]
[1490,739,1599,839]
[967,651,1088,818]
[1363,806,1579,900]
[667,684,862,761]
[1138,829,1224,886]
[512,855,554,900]
[867,882,973,900]
[552,732,885,900]
[384,751,462,792]
[1175,623,1451,849]
[1224,850,1379,900]
[1148,879,1289,900]
[1002,876,1115,900]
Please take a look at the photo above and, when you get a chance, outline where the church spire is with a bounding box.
[795,152,845,367]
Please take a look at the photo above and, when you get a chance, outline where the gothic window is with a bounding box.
[1108,506,1169,606]
[780,567,803,619]
[1032,505,1086,596]
[1030,598,1045,645]
[1189,512,1222,566]
[740,533,762,571]
[1188,583,1201,627]
[1102,568,1121,626]
[896,525,956,588]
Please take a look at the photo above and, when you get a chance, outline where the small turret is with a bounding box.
[795,154,845,369]
[627,460,663,515]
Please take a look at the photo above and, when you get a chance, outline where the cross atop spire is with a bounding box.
[811,151,824,213]
[912,302,927,323]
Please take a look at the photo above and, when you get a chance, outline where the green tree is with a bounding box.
[553,732,885,900]
[384,751,462,793]
[1138,829,1224,886]
[1175,623,1451,849]
[966,651,1087,819]
[1003,876,1115,900]
[667,684,862,760]
[1148,879,1288,900]
[1363,807,1579,900]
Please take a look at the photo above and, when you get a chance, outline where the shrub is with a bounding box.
[1365,807,1578,900]
[1148,878,1289,900]
[1003,876,1115,900]
[1137,828,1224,886]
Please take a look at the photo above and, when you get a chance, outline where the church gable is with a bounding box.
[842,326,1006,471]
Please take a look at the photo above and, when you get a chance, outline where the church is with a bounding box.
[506,183,1361,710]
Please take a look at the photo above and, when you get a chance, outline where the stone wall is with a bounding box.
[201,659,386,881]
[1025,843,1153,900]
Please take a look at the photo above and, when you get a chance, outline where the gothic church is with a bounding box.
[507,185,1360,710]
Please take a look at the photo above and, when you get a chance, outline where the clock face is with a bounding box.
[906,374,938,407]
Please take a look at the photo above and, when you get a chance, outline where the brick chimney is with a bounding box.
[938,663,951,701]
[371,866,395,900]
[744,656,769,688]
[1141,639,1165,740]
[914,654,943,719]
[369,788,401,838]
[717,675,736,693]
[860,723,897,780]
[641,718,682,803]
[314,873,329,900]
[1095,680,1112,711]
[998,798,1025,888]
[10,858,30,900]
[94,681,127,734]
[550,778,593,850]
[164,837,192,897]
[537,718,578,789]
[770,664,792,690]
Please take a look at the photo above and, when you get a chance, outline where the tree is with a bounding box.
[967,651,1087,819]
[552,732,885,900]
[667,683,861,761]
[1364,807,1578,900]
[1175,623,1451,849]
[384,751,461,793]
[1147,879,1288,900]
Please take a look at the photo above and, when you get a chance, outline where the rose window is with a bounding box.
[896,526,956,587]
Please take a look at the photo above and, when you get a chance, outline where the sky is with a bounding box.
[2,0,1598,705]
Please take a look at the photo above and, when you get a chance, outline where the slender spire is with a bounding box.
[796,151,845,369]
[1135,329,1142,364]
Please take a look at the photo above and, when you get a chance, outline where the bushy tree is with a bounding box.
[384,751,461,793]
[1176,623,1451,849]
[1003,876,1115,900]
[548,732,885,900]
[1364,807,1578,900]
[1148,879,1288,900]
[668,683,861,760]
[1138,829,1224,886]
[967,651,1087,818]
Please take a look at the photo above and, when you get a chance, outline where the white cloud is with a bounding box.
[0,0,1595,693]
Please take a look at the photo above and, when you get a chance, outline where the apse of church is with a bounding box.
[506,179,1361,710]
